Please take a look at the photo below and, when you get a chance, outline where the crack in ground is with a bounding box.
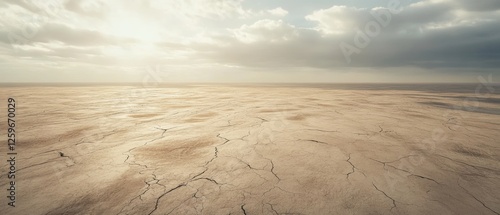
[147,183,187,215]
[457,178,500,215]
[145,141,237,215]
[298,139,329,145]
[241,204,248,215]
[58,151,76,164]
[377,125,392,133]
[204,147,219,166]
[147,168,228,214]
[165,196,193,215]
[153,126,177,137]
[24,149,62,160]
[16,149,80,173]
[269,160,280,181]
[224,156,277,182]
[304,129,339,133]
[255,117,268,122]
[370,157,439,184]
[191,168,208,179]
[123,126,175,164]
[370,154,419,167]
[267,203,279,215]
[117,173,166,215]
[251,152,281,181]
[118,127,181,215]
[193,177,221,185]
[262,185,299,196]
[436,154,499,173]
[238,131,252,141]
[143,132,241,214]
[216,133,231,146]
[407,173,440,185]
[346,154,356,179]
[17,157,72,172]
[202,133,234,167]
[372,182,397,211]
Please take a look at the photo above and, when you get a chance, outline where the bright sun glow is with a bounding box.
[99,11,162,58]
[106,11,161,43]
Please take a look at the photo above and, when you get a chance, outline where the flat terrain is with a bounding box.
[1,84,499,214]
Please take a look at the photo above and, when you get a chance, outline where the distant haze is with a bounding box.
[0,0,499,83]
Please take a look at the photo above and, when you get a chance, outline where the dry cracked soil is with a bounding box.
[0,84,499,215]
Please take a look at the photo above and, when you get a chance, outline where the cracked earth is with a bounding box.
[1,85,499,214]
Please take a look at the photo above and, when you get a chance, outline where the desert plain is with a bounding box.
[0,84,499,215]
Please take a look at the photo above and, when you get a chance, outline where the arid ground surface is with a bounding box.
[1,84,499,215]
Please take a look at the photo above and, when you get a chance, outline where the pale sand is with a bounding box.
[0,85,499,214]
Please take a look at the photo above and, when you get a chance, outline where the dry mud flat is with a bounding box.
[0,85,499,215]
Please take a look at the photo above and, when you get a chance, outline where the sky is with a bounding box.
[0,0,499,83]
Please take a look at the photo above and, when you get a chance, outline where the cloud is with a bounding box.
[192,0,500,69]
[453,0,500,11]
[231,19,298,43]
[268,7,288,17]
[147,0,254,20]
[305,6,370,34]
[0,0,44,13]
[63,0,108,19]
[0,0,499,82]
[3,22,137,46]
